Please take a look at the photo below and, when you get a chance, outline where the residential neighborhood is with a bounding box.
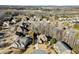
[0,6,79,54]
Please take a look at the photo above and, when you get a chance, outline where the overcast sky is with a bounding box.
[0,0,79,6]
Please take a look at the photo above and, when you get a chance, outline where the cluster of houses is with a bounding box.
[0,10,79,54]
[59,17,79,24]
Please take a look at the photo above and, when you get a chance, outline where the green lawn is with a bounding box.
[73,24,79,30]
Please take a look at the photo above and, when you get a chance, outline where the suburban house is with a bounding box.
[54,41,72,54]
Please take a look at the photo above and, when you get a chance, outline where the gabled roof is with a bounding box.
[55,41,71,53]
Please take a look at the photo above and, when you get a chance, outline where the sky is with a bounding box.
[0,0,79,6]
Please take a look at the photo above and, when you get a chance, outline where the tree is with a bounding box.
[5,11,12,16]
[50,38,57,45]
[54,15,59,20]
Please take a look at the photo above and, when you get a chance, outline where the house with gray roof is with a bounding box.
[54,41,72,54]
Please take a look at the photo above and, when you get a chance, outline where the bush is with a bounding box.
[50,38,57,45]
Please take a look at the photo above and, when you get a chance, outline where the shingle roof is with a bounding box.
[32,50,47,54]
[55,41,71,53]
